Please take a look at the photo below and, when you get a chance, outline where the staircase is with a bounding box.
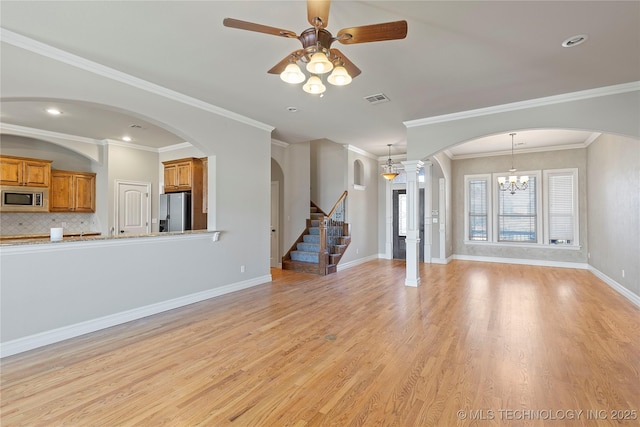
[283,192,351,275]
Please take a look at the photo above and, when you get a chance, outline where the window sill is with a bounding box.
[464,241,582,251]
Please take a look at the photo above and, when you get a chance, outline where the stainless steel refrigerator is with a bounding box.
[159,192,191,232]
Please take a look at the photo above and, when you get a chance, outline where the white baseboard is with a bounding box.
[0,274,272,358]
[337,254,380,271]
[588,266,640,308]
[430,256,452,264]
[452,254,589,270]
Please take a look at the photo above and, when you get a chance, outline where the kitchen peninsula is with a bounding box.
[0,229,219,246]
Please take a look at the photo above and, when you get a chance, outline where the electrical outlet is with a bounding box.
[622,269,625,278]
[240,265,245,273]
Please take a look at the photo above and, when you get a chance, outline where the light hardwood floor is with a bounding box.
[1,260,639,426]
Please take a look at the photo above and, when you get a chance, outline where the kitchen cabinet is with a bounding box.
[50,170,96,212]
[0,155,52,187]
[162,157,207,229]
[163,159,195,192]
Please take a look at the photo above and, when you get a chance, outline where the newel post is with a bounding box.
[402,160,424,287]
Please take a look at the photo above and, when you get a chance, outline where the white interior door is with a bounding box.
[270,181,280,268]
[116,180,151,235]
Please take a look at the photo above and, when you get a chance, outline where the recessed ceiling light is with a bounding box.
[562,34,588,48]
[122,136,132,142]
[46,108,62,115]
[286,106,298,113]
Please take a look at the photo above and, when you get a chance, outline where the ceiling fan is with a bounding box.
[223,0,407,94]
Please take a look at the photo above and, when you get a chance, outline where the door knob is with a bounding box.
[120,230,125,233]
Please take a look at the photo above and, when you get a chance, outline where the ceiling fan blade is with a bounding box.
[267,50,305,74]
[307,0,331,29]
[336,20,407,44]
[223,18,297,38]
[329,49,361,78]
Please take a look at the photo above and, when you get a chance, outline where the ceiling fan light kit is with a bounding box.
[223,0,407,95]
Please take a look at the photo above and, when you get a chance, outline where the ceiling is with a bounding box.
[1,1,639,158]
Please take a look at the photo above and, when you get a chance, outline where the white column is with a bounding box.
[402,160,424,287]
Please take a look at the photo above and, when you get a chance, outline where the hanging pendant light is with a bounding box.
[497,133,529,194]
[381,144,399,180]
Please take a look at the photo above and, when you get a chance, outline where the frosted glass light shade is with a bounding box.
[327,65,352,86]
[306,52,333,74]
[303,75,326,94]
[280,63,305,84]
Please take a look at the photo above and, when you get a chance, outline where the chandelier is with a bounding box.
[381,144,399,180]
[498,133,529,194]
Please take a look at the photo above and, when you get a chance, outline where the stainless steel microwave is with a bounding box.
[0,186,49,212]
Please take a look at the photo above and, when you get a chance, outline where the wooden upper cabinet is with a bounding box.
[50,170,96,212]
[0,155,51,187]
[163,158,196,192]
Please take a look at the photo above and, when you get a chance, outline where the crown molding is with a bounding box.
[404,81,640,128]
[1,28,275,134]
[448,136,602,160]
[0,122,104,146]
[105,139,168,153]
[157,142,195,153]
[344,144,377,160]
[271,138,289,148]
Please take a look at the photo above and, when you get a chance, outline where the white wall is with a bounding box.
[587,134,640,297]
[343,147,379,263]
[310,139,346,211]
[1,35,274,353]
[280,141,311,254]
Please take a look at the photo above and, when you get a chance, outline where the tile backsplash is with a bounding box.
[0,212,100,236]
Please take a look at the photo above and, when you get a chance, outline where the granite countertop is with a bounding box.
[0,229,219,246]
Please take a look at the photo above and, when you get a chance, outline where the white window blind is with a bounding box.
[548,173,574,244]
[468,179,488,240]
[498,177,537,242]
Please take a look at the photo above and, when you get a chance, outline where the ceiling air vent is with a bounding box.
[364,93,390,105]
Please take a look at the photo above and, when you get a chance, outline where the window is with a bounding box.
[464,174,491,242]
[464,169,577,248]
[544,169,578,245]
[468,179,488,241]
[497,176,537,242]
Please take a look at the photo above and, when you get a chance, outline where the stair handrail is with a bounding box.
[326,190,348,219]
